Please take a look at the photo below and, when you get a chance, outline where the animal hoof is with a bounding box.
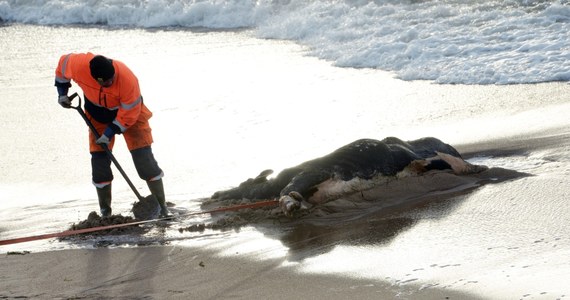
[279,195,301,217]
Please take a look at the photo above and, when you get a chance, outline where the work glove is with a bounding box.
[58,95,71,108]
[96,127,116,145]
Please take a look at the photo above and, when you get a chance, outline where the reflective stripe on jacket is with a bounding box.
[55,52,143,132]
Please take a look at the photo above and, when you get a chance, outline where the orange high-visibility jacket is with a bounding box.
[55,52,143,133]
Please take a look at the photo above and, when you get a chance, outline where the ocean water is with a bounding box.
[2,0,570,84]
[1,1,570,298]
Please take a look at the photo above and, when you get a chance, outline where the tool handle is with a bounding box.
[68,92,81,109]
[70,93,144,200]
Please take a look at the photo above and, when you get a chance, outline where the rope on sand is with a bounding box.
[0,199,279,246]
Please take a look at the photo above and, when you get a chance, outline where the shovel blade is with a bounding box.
[132,195,160,220]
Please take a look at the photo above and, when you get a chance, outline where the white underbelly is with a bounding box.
[308,173,397,204]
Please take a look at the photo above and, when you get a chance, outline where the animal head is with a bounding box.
[435,152,488,174]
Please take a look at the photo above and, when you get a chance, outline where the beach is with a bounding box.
[2,1,570,298]
[3,119,570,299]
[3,246,489,299]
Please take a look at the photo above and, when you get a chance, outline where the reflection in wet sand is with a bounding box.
[279,217,416,261]
[193,166,528,260]
[55,164,528,259]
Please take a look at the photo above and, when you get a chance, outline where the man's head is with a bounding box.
[89,55,115,87]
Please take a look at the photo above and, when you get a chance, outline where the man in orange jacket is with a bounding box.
[55,53,169,217]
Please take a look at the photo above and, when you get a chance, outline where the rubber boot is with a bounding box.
[147,179,170,217]
[96,184,112,217]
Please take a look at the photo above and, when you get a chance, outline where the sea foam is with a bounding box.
[1,0,569,84]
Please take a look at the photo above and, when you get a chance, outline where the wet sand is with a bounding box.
[2,132,569,299]
[1,246,483,299]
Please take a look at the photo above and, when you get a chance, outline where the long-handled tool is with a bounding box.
[68,93,160,220]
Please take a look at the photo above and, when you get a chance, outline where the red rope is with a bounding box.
[0,199,279,246]
[200,199,279,213]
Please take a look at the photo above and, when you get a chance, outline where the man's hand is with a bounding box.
[95,134,111,145]
[58,95,71,108]
[96,127,116,146]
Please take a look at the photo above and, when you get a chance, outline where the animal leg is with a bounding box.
[279,191,304,217]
